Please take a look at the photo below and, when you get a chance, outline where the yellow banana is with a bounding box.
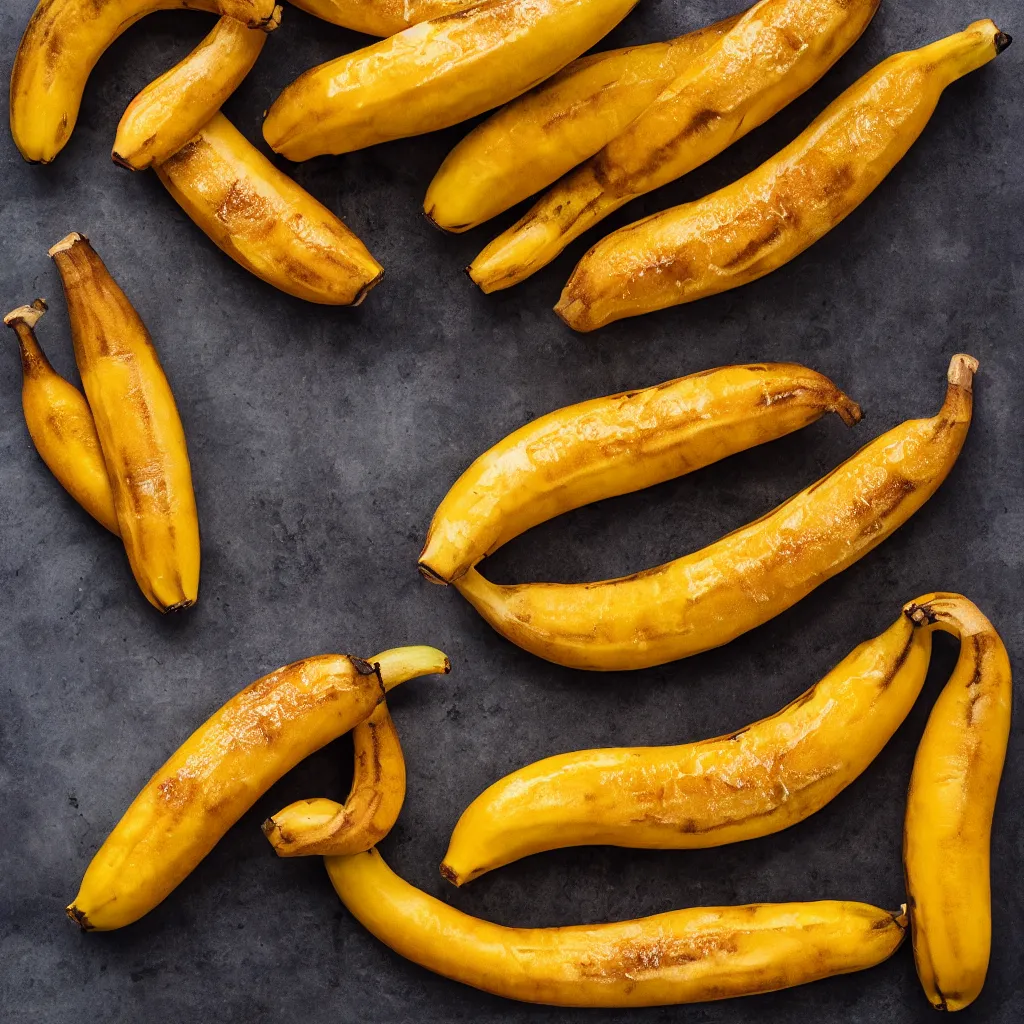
[113,10,281,171]
[443,598,940,884]
[904,594,1011,1011]
[557,20,1011,331]
[425,13,740,233]
[456,354,976,670]
[4,300,119,535]
[470,0,879,292]
[9,0,279,164]
[68,646,449,931]
[263,696,405,857]
[289,0,477,36]
[155,113,383,305]
[328,849,906,1006]
[50,233,200,612]
[420,362,861,586]
[263,0,640,161]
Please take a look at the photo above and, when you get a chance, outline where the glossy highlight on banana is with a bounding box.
[425,13,740,233]
[904,594,1011,1011]
[454,355,977,670]
[68,646,449,930]
[443,597,941,884]
[4,299,119,535]
[156,113,383,305]
[289,0,478,36]
[420,362,861,586]
[328,848,906,1006]
[471,0,880,292]
[263,0,639,160]
[9,0,279,163]
[50,233,200,612]
[113,10,281,171]
[557,20,1011,331]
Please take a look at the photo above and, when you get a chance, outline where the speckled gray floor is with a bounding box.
[1,0,1020,1020]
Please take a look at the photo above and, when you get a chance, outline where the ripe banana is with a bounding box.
[443,598,939,884]
[557,20,1012,331]
[4,300,119,535]
[263,693,407,857]
[155,113,383,305]
[68,646,449,931]
[420,362,861,586]
[425,13,740,233]
[904,594,1011,1011]
[289,0,477,36]
[113,10,281,171]
[263,0,640,161]
[50,233,200,612]
[470,0,879,292]
[455,354,977,670]
[328,849,906,1006]
[9,0,279,164]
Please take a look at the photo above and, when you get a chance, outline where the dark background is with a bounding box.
[1,0,1020,1020]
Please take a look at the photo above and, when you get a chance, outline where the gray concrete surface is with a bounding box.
[1,1,1021,1020]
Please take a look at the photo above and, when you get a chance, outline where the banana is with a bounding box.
[443,599,939,884]
[470,0,879,292]
[68,646,449,931]
[263,693,406,857]
[425,13,740,233]
[556,20,1012,331]
[328,849,906,1006]
[155,113,383,305]
[263,0,640,161]
[904,594,1011,1011]
[420,362,861,586]
[9,0,279,164]
[113,10,281,171]
[50,233,200,612]
[4,300,120,535]
[455,354,977,670]
[289,0,478,36]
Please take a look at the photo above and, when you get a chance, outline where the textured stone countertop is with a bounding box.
[1,1,1020,1020]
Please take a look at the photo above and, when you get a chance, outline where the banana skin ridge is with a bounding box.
[9,0,279,163]
[442,604,936,884]
[556,20,1012,331]
[470,0,880,292]
[903,594,1011,1011]
[454,355,977,670]
[328,848,906,1007]
[420,362,861,586]
[68,646,449,930]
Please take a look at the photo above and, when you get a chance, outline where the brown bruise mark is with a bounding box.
[876,629,917,691]
[579,931,740,980]
[723,224,784,269]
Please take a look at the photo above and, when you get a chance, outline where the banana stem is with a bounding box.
[5,299,52,376]
[372,646,451,691]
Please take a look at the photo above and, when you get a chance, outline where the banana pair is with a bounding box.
[7,235,199,612]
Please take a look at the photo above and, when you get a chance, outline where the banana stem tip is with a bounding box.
[4,298,47,328]
[947,353,978,391]
[48,232,85,258]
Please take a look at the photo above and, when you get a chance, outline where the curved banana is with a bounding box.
[68,646,449,931]
[328,849,906,1006]
[9,0,279,164]
[904,594,1011,1011]
[50,233,200,612]
[263,0,640,160]
[420,362,861,586]
[443,599,938,884]
[425,13,740,233]
[113,10,281,171]
[156,113,383,305]
[4,300,119,535]
[456,354,977,670]
[470,0,879,292]
[556,20,1011,331]
[262,662,416,856]
[289,0,477,36]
